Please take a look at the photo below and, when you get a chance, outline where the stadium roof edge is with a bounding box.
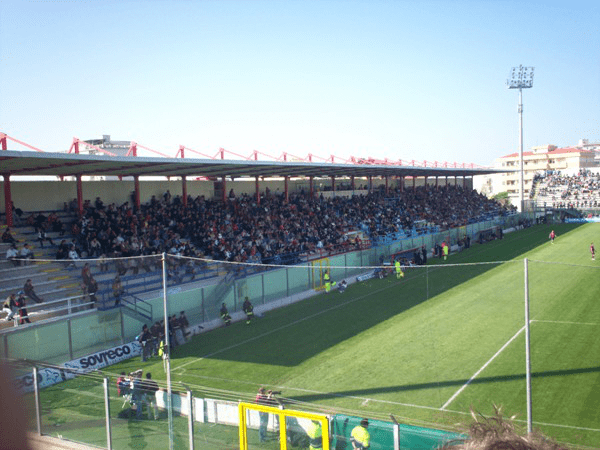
[0,150,505,179]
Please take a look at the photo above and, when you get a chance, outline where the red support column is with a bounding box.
[134,175,141,211]
[182,176,188,207]
[222,176,227,203]
[413,176,416,191]
[435,176,439,188]
[76,175,83,216]
[368,176,372,193]
[331,176,335,193]
[3,173,13,226]
[255,176,260,205]
[400,176,404,192]
[385,176,388,195]
[454,176,457,186]
[463,177,466,189]
[424,176,428,191]
[284,176,289,203]
[309,176,314,198]
[445,176,448,186]
[1,134,7,151]
[351,176,355,191]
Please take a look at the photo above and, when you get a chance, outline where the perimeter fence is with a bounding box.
[8,358,466,450]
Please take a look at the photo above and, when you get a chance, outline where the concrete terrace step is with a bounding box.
[0,276,82,300]
[0,270,53,287]
[0,261,51,272]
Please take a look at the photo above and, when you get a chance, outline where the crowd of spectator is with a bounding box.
[533,169,600,209]
[55,184,510,266]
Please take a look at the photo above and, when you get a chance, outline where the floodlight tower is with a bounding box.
[507,65,534,212]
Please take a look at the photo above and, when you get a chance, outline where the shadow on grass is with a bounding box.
[286,365,600,403]
[177,224,584,367]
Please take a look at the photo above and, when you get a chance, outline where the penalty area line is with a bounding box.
[440,325,526,411]
[531,319,598,326]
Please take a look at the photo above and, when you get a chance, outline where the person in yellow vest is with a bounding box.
[351,418,370,449]
[394,260,404,279]
[307,419,323,450]
[323,271,336,293]
[442,242,449,261]
[158,339,167,372]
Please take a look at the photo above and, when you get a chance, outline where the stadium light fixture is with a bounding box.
[507,65,534,212]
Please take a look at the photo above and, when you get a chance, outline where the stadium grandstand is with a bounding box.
[3,133,594,450]
[0,133,507,327]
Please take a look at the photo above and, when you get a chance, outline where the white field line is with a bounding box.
[531,319,598,326]
[174,370,444,413]
[440,325,526,411]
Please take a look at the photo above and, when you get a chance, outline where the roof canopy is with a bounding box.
[0,150,503,180]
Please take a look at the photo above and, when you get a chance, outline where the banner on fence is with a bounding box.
[13,341,141,393]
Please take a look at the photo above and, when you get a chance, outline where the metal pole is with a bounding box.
[393,422,400,450]
[33,367,42,436]
[162,252,174,449]
[187,389,194,450]
[120,308,125,345]
[524,257,532,433]
[67,319,73,361]
[519,88,525,212]
[104,377,113,450]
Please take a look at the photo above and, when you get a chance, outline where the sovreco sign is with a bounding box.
[14,341,141,394]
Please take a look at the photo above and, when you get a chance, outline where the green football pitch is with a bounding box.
[33,223,600,449]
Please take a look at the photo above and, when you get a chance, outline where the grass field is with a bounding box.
[28,223,600,449]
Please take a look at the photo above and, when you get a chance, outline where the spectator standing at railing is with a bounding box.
[23,279,43,304]
[141,372,159,420]
[150,321,162,356]
[87,276,98,309]
[15,292,30,325]
[81,263,92,287]
[178,311,191,339]
[169,314,181,347]
[138,324,152,362]
[130,371,144,420]
[113,274,124,306]
[255,387,275,442]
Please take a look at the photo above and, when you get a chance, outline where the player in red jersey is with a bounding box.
[591,243,595,260]
[549,230,555,244]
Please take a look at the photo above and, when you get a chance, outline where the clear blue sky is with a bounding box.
[1,0,598,166]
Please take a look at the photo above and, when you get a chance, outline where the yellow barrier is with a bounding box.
[238,402,329,450]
